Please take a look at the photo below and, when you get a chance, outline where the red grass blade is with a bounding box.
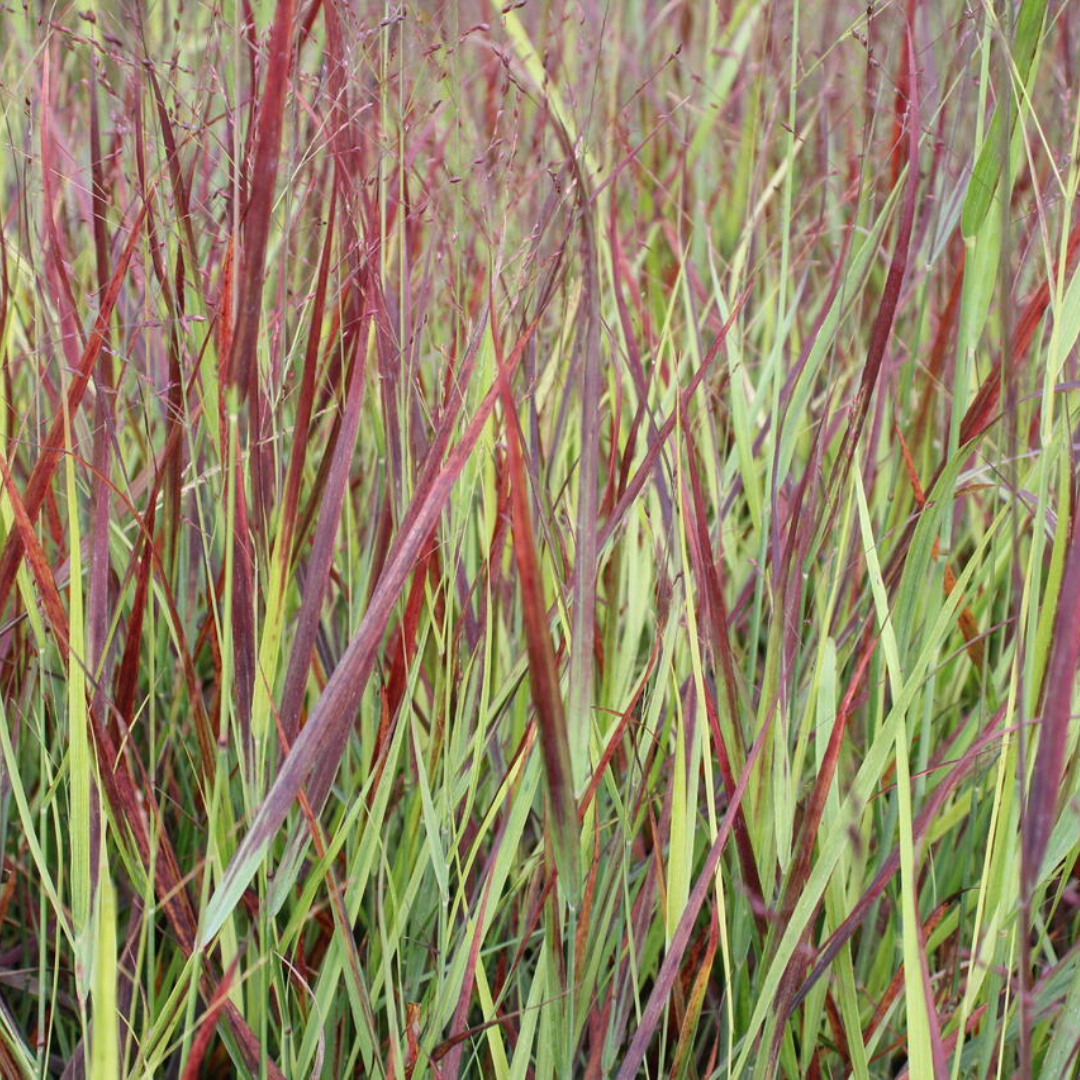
[180,958,239,1080]
[227,0,296,400]
[496,304,581,908]
[0,449,70,655]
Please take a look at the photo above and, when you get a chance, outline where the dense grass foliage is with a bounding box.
[1,0,1080,1075]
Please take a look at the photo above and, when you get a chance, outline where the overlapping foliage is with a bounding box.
[0,0,1079,1075]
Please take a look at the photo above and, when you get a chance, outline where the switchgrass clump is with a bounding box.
[1,0,1080,1076]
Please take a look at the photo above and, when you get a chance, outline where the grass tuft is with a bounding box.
[1,1,1079,1076]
